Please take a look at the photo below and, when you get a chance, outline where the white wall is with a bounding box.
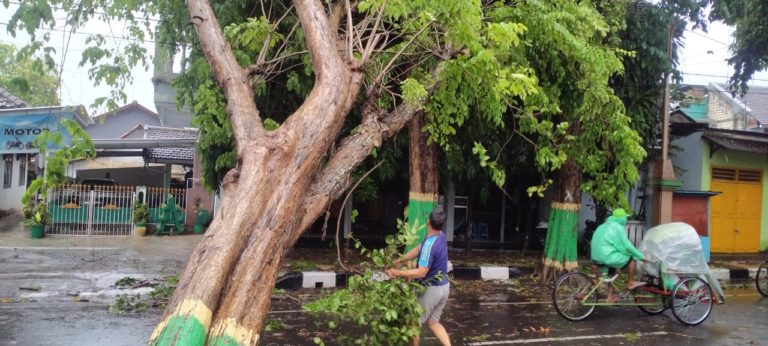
[0,154,29,210]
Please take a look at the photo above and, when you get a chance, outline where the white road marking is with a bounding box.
[479,301,549,306]
[466,331,669,345]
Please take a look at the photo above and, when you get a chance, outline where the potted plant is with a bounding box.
[193,208,213,234]
[132,201,150,237]
[24,203,48,239]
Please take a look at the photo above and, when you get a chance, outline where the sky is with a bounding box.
[679,21,768,88]
[0,3,158,115]
[2,3,768,117]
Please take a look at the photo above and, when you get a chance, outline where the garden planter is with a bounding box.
[134,223,147,237]
[30,225,45,239]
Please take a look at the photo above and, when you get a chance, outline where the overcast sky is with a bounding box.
[2,4,768,116]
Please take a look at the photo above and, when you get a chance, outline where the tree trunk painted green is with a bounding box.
[407,112,439,249]
[542,159,582,280]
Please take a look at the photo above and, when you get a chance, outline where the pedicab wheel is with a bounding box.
[757,262,768,297]
[553,272,596,321]
[671,276,713,326]
[637,296,667,315]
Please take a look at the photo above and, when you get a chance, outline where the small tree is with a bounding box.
[22,118,95,210]
[0,42,59,106]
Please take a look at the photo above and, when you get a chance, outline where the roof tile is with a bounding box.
[0,87,28,109]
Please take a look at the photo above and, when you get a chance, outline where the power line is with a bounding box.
[684,29,730,46]
[5,1,163,23]
[681,72,768,83]
[0,22,172,47]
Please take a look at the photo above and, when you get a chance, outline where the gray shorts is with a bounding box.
[418,283,450,324]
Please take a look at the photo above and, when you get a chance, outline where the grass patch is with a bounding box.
[265,319,285,332]
[290,260,317,271]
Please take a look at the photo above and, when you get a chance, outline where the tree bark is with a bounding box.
[149,1,442,344]
[541,158,582,281]
[406,111,439,248]
[150,0,357,344]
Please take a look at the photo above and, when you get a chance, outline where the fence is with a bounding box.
[46,184,187,236]
[626,220,646,247]
[143,186,186,224]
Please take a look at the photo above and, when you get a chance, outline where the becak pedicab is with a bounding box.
[553,222,724,326]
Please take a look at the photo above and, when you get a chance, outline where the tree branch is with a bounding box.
[187,0,264,149]
[298,62,447,231]
[335,160,384,271]
[298,101,418,232]
[370,18,435,87]
[292,0,347,81]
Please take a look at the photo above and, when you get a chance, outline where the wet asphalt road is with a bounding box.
[3,285,762,345]
[0,229,766,345]
[258,287,768,345]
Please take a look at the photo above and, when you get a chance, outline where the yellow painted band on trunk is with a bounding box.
[210,318,258,345]
[149,299,212,342]
[408,191,438,202]
[543,258,579,271]
[551,202,580,212]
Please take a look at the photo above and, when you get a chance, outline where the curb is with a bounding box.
[710,267,758,282]
[274,265,534,290]
[275,266,761,290]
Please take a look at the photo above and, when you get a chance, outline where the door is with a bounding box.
[710,168,763,253]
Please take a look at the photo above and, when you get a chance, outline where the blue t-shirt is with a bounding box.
[416,231,449,286]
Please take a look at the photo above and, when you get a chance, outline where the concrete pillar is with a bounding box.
[163,163,172,195]
[445,182,455,242]
[652,159,679,225]
[500,192,506,243]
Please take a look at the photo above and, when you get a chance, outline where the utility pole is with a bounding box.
[652,23,679,226]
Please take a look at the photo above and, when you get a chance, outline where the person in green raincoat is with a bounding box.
[590,208,645,302]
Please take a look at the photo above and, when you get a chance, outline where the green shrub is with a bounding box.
[304,219,424,344]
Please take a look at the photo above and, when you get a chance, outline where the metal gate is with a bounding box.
[46,185,187,236]
[47,184,135,236]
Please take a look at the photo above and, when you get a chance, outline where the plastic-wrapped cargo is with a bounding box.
[637,222,725,304]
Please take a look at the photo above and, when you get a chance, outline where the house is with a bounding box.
[70,102,164,175]
[670,110,768,254]
[677,84,709,122]
[707,82,768,131]
[86,101,162,139]
[0,87,94,210]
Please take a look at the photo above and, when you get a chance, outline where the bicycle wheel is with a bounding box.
[757,261,768,297]
[552,272,596,321]
[671,276,713,326]
[637,296,667,315]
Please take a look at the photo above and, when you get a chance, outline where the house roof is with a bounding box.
[0,87,28,109]
[670,108,697,124]
[142,126,197,165]
[711,83,768,125]
[702,127,768,155]
[680,102,708,121]
[93,100,159,120]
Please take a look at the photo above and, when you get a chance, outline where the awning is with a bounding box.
[702,131,768,155]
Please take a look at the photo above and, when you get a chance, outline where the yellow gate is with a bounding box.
[710,168,763,253]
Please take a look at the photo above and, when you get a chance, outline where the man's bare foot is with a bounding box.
[606,295,620,303]
[627,281,647,290]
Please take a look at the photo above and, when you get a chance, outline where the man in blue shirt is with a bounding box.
[386,208,451,346]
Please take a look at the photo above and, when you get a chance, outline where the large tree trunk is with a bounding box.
[406,111,439,248]
[148,1,428,344]
[541,158,582,281]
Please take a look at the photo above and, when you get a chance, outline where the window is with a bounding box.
[18,154,26,186]
[3,155,12,188]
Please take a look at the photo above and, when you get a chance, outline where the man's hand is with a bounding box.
[385,268,400,279]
